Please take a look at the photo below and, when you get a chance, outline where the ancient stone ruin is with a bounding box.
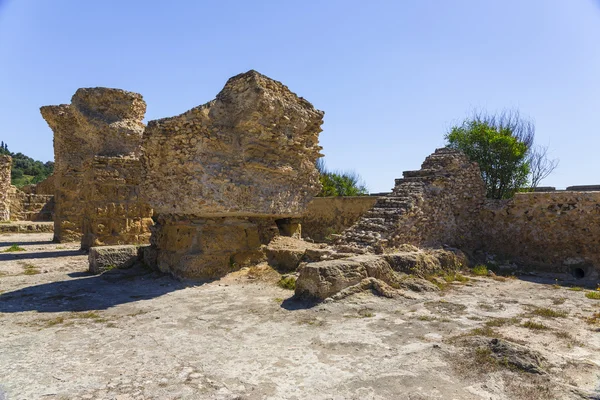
[0,155,12,221]
[141,70,324,279]
[40,88,153,248]
[295,147,600,300]
[338,148,486,253]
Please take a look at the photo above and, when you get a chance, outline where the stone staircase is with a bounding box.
[336,148,484,253]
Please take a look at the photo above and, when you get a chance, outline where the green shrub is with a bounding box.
[316,159,368,197]
[471,265,488,276]
[3,244,26,252]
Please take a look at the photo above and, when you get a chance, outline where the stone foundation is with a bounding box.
[146,215,281,279]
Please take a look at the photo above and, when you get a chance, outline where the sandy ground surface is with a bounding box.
[0,233,599,400]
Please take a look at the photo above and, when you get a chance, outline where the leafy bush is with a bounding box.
[445,110,557,199]
[316,159,368,197]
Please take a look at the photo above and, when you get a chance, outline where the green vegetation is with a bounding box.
[3,244,26,252]
[585,291,600,300]
[485,317,521,327]
[530,307,567,318]
[0,142,54,187]
[471,265,488,276]
[445,110,557,199]
[522,320,549,330]
[22,264,41,275]
[568,286,583,292]
[316,158,368,197]
[277,276,296,290]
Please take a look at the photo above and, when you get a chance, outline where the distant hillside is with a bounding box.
[0,142,54,187]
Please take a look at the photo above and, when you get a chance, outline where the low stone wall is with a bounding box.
[478,191,600,280]
[301,196,377,242]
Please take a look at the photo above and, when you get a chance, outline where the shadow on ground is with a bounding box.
[0,267,192,313]
[0,239,56,247]
[0,250,84,261]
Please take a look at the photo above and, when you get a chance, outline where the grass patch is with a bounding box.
[522,320,549,331]
[417,315,436,321]
[45,316,66,327]
[358,309,375,318]
[469,326,496,337]
[442,272,469,283]
[585,291,600,300]
[22,264,41,275]
[568,287,583,292]
[484,317,521,327]
[3,244,26,252]
[273,297,284,304]
[530,307,568,318]
[277,276,296,290]
[471,265,488,276]
[585,312,600,325]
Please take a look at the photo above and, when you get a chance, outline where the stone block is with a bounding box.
[89,245,139,274]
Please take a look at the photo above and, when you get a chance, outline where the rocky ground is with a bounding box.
[0,233,599,400]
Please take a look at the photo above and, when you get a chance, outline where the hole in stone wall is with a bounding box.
[572,268,585,279]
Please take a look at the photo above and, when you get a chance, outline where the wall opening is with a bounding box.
[572,267,585,279]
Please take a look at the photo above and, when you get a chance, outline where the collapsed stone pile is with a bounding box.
[41,88,153,247]
[141,70,324,279]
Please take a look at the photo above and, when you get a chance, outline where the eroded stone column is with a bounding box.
[41,88,153,246]
[141,70,324,279]
[0,155,12,221]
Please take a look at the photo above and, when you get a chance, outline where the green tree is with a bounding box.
[316,159,368,197]
[445,110,534,199]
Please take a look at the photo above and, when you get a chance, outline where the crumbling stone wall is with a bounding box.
[478,192,600,280]
[41,88,152,246]
[81,156,153,249]
[0,155,12,221]
[301,196,377,242]
[141,70,324,279]
[338,148,486,253]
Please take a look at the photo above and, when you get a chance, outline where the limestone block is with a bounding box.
[89,245,139,274]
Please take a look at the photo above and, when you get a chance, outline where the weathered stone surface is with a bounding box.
[301,196,377,242]
[141,71,324,280]
[81,156,153,249]
[265,236,322,272]
[478,191,600,280]
[148,214,277,280]
[0,155,12,221]
[89,245,139,274]
[141,70,323,217]
[0,221,54,234]
[40,88,152,246]
[338,148,486,253]
[295,249,464,300]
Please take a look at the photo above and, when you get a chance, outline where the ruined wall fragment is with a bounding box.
[41,88,152,245]
[478,192,600,280]
[141,70,324,279]
[0,155,12,221]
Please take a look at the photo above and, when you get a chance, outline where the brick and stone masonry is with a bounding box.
[0,155,12,221]
[141,70,324,279]
[40,88,153,247]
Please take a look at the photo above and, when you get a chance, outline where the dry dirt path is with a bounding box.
[0,233,599,400]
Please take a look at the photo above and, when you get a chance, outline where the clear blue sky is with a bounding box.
[1,0,599,192]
